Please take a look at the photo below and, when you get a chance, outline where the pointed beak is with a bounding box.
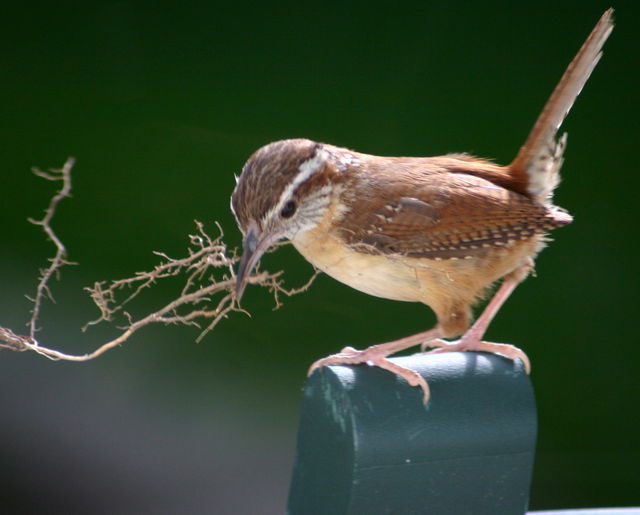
[235,225,271,302]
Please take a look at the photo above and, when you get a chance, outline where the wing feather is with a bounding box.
[340,172,571,259]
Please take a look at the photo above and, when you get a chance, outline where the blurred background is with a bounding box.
[1,1,638,513]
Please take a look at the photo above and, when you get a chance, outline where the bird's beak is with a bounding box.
[235,225,273,302]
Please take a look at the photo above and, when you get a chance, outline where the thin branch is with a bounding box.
[268,267,322,310]
[0,158,320,361]
[27,157,75,339]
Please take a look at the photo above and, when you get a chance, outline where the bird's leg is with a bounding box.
[425,261,533,373]
[308,327,441,402]
[307,261,533,400]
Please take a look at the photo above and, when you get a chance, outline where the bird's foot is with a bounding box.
[308,344,431,403]
[423,337,531,374]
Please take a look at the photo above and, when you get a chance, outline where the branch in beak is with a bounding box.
[235,225,276,302]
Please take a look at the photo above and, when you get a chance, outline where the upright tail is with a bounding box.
[508,9,614,204]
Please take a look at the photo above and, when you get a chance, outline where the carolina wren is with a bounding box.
[231,10,613,402]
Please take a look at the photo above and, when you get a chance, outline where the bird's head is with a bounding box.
[230,138,339,301]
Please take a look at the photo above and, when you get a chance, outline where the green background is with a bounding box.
[1,2,638,512]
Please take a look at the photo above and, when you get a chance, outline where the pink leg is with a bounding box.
[308,327,441,403]
[425,263,532,373]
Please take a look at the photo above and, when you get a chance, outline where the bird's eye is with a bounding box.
[280,200,297,219]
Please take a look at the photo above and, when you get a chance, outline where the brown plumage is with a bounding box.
[330,152,573,260]
[231,10,614,402]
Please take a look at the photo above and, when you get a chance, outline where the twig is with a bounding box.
[0,159,320,361]
[27,157,75,339]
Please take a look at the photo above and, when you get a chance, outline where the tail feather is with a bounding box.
[509,9,614,203]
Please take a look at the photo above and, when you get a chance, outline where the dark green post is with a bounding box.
[287,352,537,515]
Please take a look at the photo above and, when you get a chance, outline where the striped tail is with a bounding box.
[509,9,614,204]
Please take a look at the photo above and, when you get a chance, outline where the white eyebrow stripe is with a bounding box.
[262,147,328,226]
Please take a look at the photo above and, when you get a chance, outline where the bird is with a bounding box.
[230,10,614,402]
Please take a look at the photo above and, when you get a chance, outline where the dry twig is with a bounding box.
[0,158,318,361]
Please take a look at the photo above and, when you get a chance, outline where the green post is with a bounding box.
[288,352,537,515]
